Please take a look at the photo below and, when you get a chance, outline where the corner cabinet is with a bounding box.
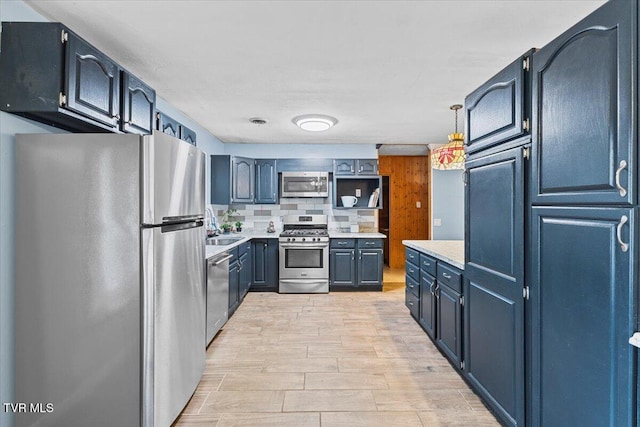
[0,22,155,134]
[251,239,279,292]
[330,238,383,291]
[211,156,277,205]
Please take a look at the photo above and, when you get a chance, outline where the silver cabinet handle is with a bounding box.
[617,215,629,252]
[615,160,628,197]
[430,283,436,295]
[442,273,451,279]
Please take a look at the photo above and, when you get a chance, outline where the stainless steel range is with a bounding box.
[279,215,330,293]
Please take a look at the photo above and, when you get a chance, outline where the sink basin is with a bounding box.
[205,237,243,246]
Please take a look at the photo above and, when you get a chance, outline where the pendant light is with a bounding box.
[431,104,466,170]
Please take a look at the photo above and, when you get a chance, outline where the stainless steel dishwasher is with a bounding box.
[206,252,232,346]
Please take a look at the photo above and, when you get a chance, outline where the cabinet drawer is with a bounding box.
[358,239,382,249]
[405,261,420,283]
[228,246,239,265]
[405,288,419,319]
[406,274,419,297]
[331,238,356,249]
[437,263,462,293]
[238,241,251,255]
[405,247,420,265]
[420,253,437,276]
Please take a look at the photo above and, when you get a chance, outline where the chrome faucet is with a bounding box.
[205,207,219,236]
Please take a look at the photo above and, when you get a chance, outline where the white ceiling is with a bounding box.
[25,0,606,145]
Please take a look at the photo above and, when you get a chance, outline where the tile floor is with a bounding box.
[173,269,500,427]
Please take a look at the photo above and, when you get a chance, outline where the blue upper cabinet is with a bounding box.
[531,0,635,205]
[231,157,255,203]
[156,111,180,138]
[465,51,533,154]
[530,206,635,426]
[464,146,526,427]
[121,71,155,135]
[255,159,278,204]
[334,159,379,176]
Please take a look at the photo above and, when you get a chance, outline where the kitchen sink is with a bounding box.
[205,237,243,246]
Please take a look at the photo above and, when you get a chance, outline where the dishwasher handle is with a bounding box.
[209,254,233,266]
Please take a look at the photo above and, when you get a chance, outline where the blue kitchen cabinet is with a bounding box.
[121,71,156,135]
[255,159,278,204]
[465,51,533,154]
[530,206,635,426]
[330,239,358,290]
[212,156,277,204]
[238,242,251,301]
[179,124,197,146]
[464,145,526,427]
[334,159,379,176]
[334,176,382,209]
[435,278,462,368]
[531,0,635,206]
[228,248,240,317]
[357,239,383,290]
[156,111,180,138]
[331,238,382,291]
[419,271,436,340]
[251,239,278,292]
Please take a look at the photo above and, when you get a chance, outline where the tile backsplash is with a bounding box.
[210,197,378,233]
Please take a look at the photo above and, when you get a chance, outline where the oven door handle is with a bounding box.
[279,243,329,249]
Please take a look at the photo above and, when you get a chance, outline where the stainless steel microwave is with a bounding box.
[280,172,329,198]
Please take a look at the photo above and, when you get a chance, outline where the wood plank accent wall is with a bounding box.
[378,155,431,268]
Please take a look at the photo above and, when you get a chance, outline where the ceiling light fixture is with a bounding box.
[292,114,338,132]
[431,104,466,170]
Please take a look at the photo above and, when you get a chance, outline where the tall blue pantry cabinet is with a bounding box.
[464,1,638,425]
[464,52,532,427]
[529,0,636,425]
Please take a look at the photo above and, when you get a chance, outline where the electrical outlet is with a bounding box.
[434,218,442,226]
[355,189,361,197]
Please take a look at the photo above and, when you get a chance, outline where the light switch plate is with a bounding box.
[416,201,421,208]
[434,218,442,226]
[355,189,361,197]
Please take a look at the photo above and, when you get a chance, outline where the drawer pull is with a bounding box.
[615,160,628,197]
[338,242,347,246]
[442,273,452,279]
[617,215,629,252]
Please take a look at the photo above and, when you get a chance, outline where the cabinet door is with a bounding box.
[255,159,278,204]
[232,157,255,203]
[531,0,635,205]
[436,284,462,368]
[156,111,180,138]
[65,32,120,128]
[121,72,155,135]
[465,54,529,154]
[419,272,436,340]
[464,146,525,427]
[330,249,356,287]
[180,125,197,146]
[239,250,251,300]
[356,159,378,175]
[251,239,278,291]
[228,261,239,316]
[530,207,635,427]
[334,159,356,175]
[357,249,383,287]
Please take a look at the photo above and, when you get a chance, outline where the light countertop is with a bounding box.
[402,240,465,270]
[206,229,386,259]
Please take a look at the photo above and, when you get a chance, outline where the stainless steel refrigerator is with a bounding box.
[15,131,206,427]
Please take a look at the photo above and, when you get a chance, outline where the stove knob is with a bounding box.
[302,238,306,242]
[287,237,291,242]
[312,237,317,242]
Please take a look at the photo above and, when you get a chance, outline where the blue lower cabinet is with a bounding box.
[251,239,278,292]
[530,207,635,426]
[436,283,462,369]
[405,288,419,319]
[238,243,251,301]
[331,238,383,291]
[228,259,239,316]
[419,272,436,340]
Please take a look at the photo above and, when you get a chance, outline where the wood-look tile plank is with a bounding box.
[219,373,304,391]
[418,410,502,426]
[304,373,388,390]
[321,411,423,427]
[200,390,285,413]
[216,412,319,427]
[373,389,474,411]
[172,413,221,426]
[262,358,338,373]
[282,390,376,412]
